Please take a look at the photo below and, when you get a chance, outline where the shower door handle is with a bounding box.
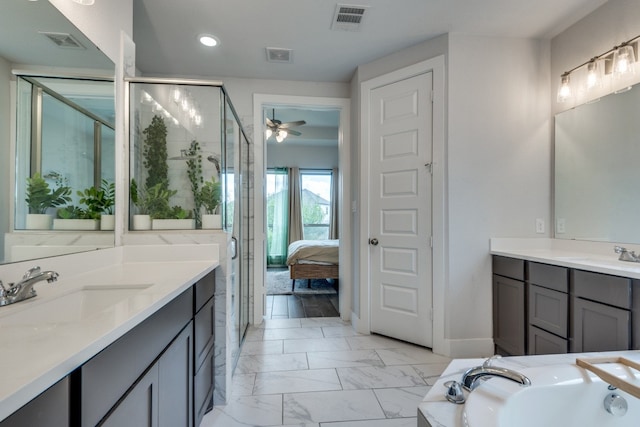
[231,236,238,260]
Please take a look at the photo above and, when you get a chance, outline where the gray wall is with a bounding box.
[266,144,338,169]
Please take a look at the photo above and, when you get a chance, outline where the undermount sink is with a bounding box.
[462,363,640,427]
[0,284,152,325]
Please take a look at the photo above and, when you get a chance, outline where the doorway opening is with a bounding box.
[253,94,351,322]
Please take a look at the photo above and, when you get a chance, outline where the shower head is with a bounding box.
[207,155,220,174]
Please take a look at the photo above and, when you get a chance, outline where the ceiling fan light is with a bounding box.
[266,129,273,139]
[275,131,285,143]
[279,130,288,139]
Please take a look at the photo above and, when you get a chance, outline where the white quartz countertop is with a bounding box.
[490,238,640,279]
[419,350,640,427]
[0,245,218,421]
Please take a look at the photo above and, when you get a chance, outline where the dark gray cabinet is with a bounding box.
[101,365,159,427]
[492,256,526,356]
[0,378,69,427]
[527,262,568,355]
[193,271,216,426]
[571,270,631,352]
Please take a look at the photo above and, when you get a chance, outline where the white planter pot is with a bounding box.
[132,214,152,230]
[53,219,99,230]
[100,214,115,231]
[201,214,222,229]
[25,214,53,230]
[152,219,196,230]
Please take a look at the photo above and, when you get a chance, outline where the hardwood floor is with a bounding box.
[265,294,339,319]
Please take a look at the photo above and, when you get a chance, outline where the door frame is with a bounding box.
[253,94,351,323]
[358,56,446,355]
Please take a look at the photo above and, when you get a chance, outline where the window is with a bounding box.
[266,169,288,266]
[301,170,332,240]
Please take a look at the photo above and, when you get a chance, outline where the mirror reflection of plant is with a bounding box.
[78,180,115,219]
[25,172,72,214]
[200,178,222,214]
[130,178,150,215]
[185,140,203,227]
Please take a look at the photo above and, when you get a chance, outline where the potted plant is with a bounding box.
[25,172,72,230]
[152,205,195,230]
[130,178,152,230]
[200,178,222,229]
[53,205,99,230]
[78,180,116,230]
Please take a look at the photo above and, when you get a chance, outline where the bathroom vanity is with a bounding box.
[0,244,218,426]
[491,238,640,357]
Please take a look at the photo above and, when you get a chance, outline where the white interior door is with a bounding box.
[369,72,433,347]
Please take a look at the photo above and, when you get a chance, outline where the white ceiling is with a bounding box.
[133,0,608,83]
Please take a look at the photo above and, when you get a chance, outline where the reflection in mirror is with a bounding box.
[1,0,115,264]
[5,76,116,262]
[555,83,640,244]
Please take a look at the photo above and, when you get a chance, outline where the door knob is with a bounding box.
[369,238,379,246]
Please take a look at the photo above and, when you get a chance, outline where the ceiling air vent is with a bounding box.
[266,47,293,63]
[39,32,85,49]
[331,4,369,31]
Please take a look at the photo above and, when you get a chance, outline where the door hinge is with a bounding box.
[425,163,433,174]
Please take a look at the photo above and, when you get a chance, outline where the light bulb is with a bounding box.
[557,73,572,103]
[279,130,288,139]
[585,60,601,90]
[275,132,285,143]
[266,129,273,139]
[172,87,181,103]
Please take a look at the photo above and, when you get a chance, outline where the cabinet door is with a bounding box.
[528,284,568,338]
[528,325,567,355]
[0,378,68,427]
[159,323,193,427]
[571,297,631,352]
[101,365,159,427]
[493,275,526,355]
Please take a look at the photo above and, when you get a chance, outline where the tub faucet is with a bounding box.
[0,266,59,307]
[614,246,640,263]
[461,356,531,391]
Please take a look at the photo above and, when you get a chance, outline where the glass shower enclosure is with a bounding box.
[126,78,252,369]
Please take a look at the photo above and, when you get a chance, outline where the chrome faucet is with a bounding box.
[614,246,640,263]
[0,266,59,307]
[461,356,531,391]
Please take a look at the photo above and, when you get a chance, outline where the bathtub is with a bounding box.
[462,363,640,427]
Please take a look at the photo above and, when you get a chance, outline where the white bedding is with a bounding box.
[286,239,339,265]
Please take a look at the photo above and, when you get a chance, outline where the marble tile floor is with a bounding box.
[200,317,451,427]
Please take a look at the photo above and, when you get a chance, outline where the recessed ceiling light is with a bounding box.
[199,34,218,47]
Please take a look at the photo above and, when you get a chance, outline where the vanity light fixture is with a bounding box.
[557,34,640,103]
[199,34,219,47]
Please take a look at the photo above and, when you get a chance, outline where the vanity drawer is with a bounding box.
[194,270,215,313]
[528,325,568,355]
[492,256,525,281]
[572,270,631,309]
[529,262,568,293]
[528,284,568,338]
[194,346,214,427]
[194,297,215,371]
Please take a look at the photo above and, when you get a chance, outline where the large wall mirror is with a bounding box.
[1,1,115,264]
[555,83,640,244]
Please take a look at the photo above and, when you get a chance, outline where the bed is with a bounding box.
[286,239,339,292]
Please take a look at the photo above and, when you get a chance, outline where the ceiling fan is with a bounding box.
[265,109,306,143]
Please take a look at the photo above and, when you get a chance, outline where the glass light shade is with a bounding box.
[585,59,603,91]
[265,129,273,139]
[275,131,286,143]
[613,44,636,77]
[557,74,572,103]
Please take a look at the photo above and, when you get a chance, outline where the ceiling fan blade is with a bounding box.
[279,120,306,129]
[287,129,302,136]
[266,117,275,127]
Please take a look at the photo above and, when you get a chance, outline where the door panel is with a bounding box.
[369,72,433,347]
